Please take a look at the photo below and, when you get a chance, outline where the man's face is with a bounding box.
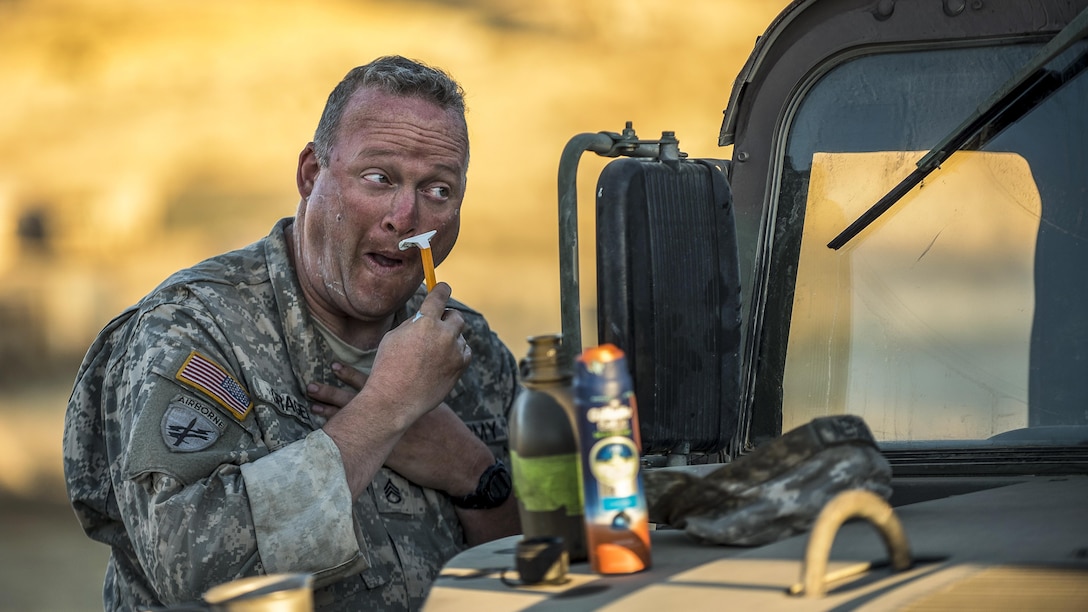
[294,88,468,327]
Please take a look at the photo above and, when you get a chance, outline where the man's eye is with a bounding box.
[425,185,450,199]
[362,172,390,184]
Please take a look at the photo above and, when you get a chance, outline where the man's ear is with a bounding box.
[297,142,320,198]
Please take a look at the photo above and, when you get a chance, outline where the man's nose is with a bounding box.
[384,187,419,234]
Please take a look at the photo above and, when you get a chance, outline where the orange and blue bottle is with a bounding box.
[573,344,652,574]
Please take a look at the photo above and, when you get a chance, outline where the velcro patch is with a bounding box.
[175,351,252,420]
[161,399,222,452]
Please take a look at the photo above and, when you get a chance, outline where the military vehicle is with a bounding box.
[430,0,1088,608]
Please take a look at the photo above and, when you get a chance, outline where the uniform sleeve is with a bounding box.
[240,429,364,580]
[111,302,367,604]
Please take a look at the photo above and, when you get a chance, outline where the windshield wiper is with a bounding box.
[827,7,1088,250]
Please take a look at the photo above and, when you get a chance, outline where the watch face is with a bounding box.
[488,463,512,502]
[454,461,511,509]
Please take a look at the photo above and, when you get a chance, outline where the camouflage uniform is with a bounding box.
[63,217,518,611]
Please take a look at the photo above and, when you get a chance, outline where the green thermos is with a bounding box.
[508,334,587,562]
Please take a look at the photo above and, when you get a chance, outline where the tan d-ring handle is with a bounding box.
[792,489,912,598]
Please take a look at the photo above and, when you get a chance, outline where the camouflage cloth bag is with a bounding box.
[643,415,892,546]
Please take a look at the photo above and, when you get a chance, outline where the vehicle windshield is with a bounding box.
[776,40,1088,446]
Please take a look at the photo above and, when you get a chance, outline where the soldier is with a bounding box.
[63,56,520,611]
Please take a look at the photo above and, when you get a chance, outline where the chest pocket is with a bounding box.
[353,469,464,600]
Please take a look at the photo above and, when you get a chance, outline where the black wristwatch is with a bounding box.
[450,460,512,510]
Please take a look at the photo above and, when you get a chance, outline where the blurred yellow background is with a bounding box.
[0,0,784,504]
[0,0,785,608]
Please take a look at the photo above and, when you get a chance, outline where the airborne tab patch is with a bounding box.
[175,351,252,420]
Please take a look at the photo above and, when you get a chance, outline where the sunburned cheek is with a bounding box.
[434,208,461,235]
[332,190,347,224]
[431,214,462,265]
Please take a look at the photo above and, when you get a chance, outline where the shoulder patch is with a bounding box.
[161,399,221,452]
[175,351,252,420]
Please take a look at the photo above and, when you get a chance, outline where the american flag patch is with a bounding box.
[175,351,252,420]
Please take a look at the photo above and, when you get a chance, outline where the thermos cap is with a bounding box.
[520,334,573,383]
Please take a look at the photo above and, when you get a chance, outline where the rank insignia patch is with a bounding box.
[161,403,220,452]
[384,479,403,504]
[175,351,252,420]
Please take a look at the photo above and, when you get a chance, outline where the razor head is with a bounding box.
[398,230,437,251]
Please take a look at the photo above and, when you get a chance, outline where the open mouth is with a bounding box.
[367,250,409,270]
